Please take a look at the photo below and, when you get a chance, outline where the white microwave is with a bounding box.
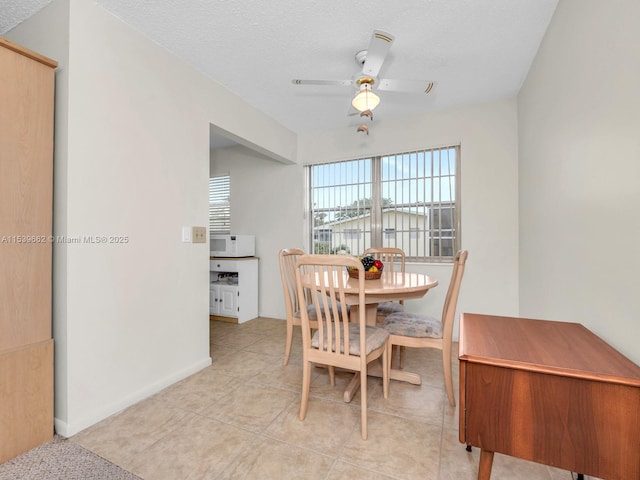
[210,234,255,258]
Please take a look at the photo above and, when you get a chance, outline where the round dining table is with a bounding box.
[334,270,439,402]
[340,270,438,325]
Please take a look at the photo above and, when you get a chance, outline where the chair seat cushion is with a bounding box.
[382,312,443,339]
[312,324,390,356]
[376,301,404,316]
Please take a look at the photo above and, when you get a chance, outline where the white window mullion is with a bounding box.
[419,153,424,251]
[371,156,381,248]
[393,155,399,249]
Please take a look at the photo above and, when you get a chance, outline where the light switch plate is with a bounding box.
[182,226,192,243]
[192,226,206,243]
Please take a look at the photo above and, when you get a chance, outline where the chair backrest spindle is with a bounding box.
[296,255,366,363]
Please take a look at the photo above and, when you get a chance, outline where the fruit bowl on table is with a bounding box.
[347,268,382,280]
[348,255,384,279]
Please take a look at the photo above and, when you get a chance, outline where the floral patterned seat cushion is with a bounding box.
[382,312,443,339]
[376,301,404,316]
[311,324,390,356]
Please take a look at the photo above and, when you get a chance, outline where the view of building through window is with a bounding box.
[307,146,459,261]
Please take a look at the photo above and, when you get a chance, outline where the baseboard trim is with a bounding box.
[54,356,212,437]
[209,314,237,324]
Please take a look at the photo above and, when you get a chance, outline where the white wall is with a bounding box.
[210,146,304,318]
[214,99,521,336]
[518,0,640,364]
[9,0,296,436]
[300,101,521,333]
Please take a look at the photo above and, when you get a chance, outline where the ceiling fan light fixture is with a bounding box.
[352,83,380,112]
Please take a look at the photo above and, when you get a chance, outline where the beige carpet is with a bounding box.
[0,435,142,480]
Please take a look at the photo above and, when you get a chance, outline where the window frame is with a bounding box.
[304,146,460,263]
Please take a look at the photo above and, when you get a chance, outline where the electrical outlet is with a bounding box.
[192,226,206,243]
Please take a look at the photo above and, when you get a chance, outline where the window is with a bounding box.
[306,146,459,261]
[209,175,230,234]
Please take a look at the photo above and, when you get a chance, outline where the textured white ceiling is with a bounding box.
[1,0,558,135]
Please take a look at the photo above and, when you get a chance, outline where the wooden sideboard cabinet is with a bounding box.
[459,313,640,480]
[0,38,57,462]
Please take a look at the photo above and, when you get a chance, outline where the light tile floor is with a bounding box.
[71,317,581,480]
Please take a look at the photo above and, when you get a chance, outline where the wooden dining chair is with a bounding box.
[295,254,390,440]
[279,248,307,366]
[279,248,348,368]
[381,250,468,406]
[362,247,406,324]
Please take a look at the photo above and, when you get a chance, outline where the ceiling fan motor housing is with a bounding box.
[354,76,376,87]
[355,49,368,66]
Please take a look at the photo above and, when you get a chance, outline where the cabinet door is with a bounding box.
[209,286,220,315]
[0,42,55,350]
[219,286,238,317]
[235,259,259,322]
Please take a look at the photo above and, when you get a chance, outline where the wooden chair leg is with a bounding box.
[328,366,336,386]
[382,342,389,399]
[360,369,368,440]
[299,359,311,420]
[389,344,404,369]
[442,344,455,406]
[283,321,293,366]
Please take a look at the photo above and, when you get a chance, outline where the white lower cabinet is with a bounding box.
[209,284,238,317]
[210,257,258,323]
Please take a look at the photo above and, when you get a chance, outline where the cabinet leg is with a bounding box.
[478,449,494,480]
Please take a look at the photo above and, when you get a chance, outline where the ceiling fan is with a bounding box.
[292,30,436,116]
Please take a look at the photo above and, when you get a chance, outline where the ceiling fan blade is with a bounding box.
[378,79,437,94]
[361,30,395,77]
[292,79,353,87]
